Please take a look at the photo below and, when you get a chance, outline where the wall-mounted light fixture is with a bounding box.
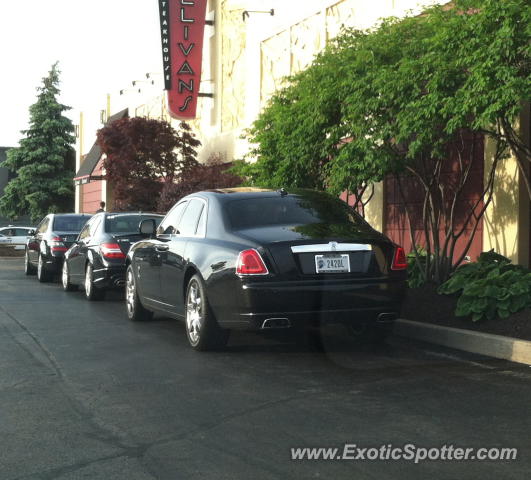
[242,8,274,21]
[99,110,107,124]
[120,87,141,95]
[132,79,155,87]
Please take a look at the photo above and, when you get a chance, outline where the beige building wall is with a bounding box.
[483,108,530,266]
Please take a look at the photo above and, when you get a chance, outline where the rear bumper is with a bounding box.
[212,277,406,330]
[43,254,64,273]
[236,309,400,330]
[92,265,127,289]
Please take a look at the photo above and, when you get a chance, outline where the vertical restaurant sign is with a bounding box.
[158,0,208,119]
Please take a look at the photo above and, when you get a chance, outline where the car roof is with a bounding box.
[49,213,92,217]
[193,187,334,205]
[102,212,163,216]
[193,187,287,203]
[0,226,33,229]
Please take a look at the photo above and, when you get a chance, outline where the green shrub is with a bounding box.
[407,247,430,288]
[438,250,531,322]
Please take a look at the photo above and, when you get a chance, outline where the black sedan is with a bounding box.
[62,212,163,300]
[125,188,407,351]
[25,214,92,282]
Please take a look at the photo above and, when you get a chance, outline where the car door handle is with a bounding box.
[156,244,169,252]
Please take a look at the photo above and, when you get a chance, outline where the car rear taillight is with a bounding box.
[50,236,67,253]
[100,243,126,259]
[391,247,407,270]
[236,249,269,275]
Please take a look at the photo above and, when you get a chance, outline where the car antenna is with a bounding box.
[279,188,288,197]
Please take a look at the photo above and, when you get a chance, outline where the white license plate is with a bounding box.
[315,254,350,273]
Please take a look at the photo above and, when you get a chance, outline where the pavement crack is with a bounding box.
[0,304,139,460]
[0,304,64,379]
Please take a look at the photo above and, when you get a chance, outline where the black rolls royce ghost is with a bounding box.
[62,212,163,300]
[125,188,407,351]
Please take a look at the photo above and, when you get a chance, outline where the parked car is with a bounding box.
[0,226,33,250]
[125,188,407,351]
[25,214,92,282]
[62,212,163,300]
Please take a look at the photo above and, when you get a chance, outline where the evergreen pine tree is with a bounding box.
[0,63,76,220]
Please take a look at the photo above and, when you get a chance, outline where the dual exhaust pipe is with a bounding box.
[376,312,397,323]
[261,317,291,329]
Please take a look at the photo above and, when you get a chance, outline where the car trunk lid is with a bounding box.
[53,232,79,248]
[110,233,145,254]
[235,224,394,278]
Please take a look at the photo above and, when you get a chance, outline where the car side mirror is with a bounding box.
[140,219,157,236]
[28,229,36,236]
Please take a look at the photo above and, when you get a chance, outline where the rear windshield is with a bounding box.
[52,216,91,232]
[104,214,162,234]
[226,194,365,230]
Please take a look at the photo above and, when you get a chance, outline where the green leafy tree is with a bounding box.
[0,63,76,220]
[239,0,530,283]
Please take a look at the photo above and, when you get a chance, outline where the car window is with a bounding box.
[89,217,101,237]
[195,206,207,237]
[15,228,30,236]
[78,221,91,241]
[52,216,90,232]
[226,194,366,230]
[178,199,205,237]
[159,201,188,235]
[105,214,162,234]
[37,217,50,234]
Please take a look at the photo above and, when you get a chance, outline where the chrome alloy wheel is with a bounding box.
[62,261,69,289]
[186,280,203,345]
[125,268,135,317]
[37,254,43,277]
[85,265,92,297]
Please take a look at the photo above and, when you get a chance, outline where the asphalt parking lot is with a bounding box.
[1,257,530,480]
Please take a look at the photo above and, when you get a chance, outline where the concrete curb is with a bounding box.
[395,318,531,366]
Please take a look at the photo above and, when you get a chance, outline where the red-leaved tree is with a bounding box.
[97,118,201,211]
[157,154,243,212]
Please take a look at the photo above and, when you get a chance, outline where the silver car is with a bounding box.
[0,226,33,250]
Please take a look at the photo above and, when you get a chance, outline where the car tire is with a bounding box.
[37,253,52,283]
[125,265,153,321]
[24,248,36,275]
[62,260,77,292]
[185,274,229,351]
[84,263,105,301]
